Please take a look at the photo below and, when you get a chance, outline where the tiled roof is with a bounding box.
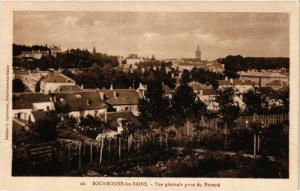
[218,80,232,86]
[218,79,257,86]
[202,89,217,96]
[32,111,47,122]
[52,91,108,111]
[13,93,51,110]
[240,71,288,78]
[243,80,257,86]
[266,80,285,87]
[53,85,83,93]
[188,81,210,90]
[41,72,75,83]
[99,89,140,106]
[277,86,289,93]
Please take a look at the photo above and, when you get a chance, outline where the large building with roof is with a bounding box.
[239,70,288,86]
[40,71,76,94]
[99,88,140,116]
[13,92,54,122]
[52,91,109,119]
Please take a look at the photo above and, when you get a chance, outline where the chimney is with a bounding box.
[99,91,104,100]
[113,90,118,98]
[230,78,233,84]
[81,84,84,89]
[104,109,107,123]
[110,84,113,90]
[225,76,228,81]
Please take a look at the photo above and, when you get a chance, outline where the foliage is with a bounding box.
[216,87,240,126]
[54,102,71,114]
[33,111,59,141]
[138,81,170,128]
[13,44,50,57]
[219,55,289,74]
[219,55,243,78]
[180,69,192,84]
[79,114,104,130]
[243,89,264,114]
[13,78,26,92]
[170,84,204,124]
[190,67,223,89]
[62,115,77,130]
[13,45,119,70]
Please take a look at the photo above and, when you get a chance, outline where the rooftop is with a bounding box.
[240,71,288,78]
[188,81,211,90]
[41,71,75,83]
[13,93,51,110]
[266,80,288,87]
[99,89,140,106]
[202,88,217,96]
[52,91,108,111]
[53,85,83,93]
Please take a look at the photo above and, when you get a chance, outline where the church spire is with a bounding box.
[195,44,201,60]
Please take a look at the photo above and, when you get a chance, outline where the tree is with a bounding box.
[216,87,240,151]
[138,81,169,128]
[220,55,243,78]
[33,111,59,141]
[80,114,104,130]
[243,89,264,115]
[180,69,192,84]
[35,78,41,92]
[13,79,26,92]
[170,84,198,124]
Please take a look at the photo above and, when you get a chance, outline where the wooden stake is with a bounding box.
[78,142,81,170]
[108,139,111,157]
[83,142,85,157]
[165,133,168,151]
[99,139,104,165]
[118,137,121,163]
[253,134,257,159]
[257,134,260,153]
[90,142,93,165]
[68,142,71,170]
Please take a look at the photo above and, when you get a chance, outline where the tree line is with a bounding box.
[219,55,289,78]
[13,44,50,56]
[13,45,119,70]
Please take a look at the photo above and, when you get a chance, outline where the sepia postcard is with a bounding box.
[0,1,299,191]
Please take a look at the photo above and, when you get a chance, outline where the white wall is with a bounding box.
[40,82,76,94]
[32,102,54,111]
[13,109,32,121]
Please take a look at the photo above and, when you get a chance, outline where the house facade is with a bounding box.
[40,71,76,94]
[13,93,54,122]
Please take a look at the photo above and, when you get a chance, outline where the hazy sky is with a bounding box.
[14,11,289,60]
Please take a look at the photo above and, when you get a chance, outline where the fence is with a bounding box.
[197,113,288,129]
[13,113,288,173]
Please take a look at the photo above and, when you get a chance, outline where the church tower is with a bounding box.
[195,44,201,61]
